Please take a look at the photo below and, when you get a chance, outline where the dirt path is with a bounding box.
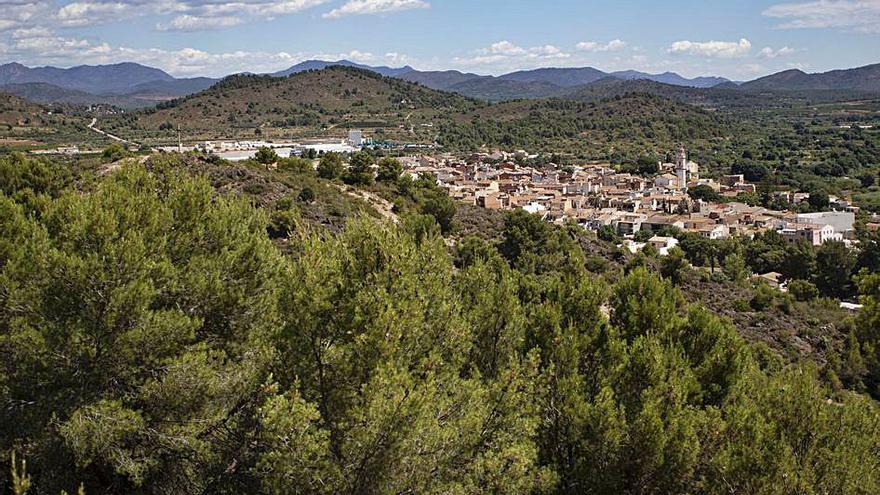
[337,185,399,224]
[98,154,150,176]
[88,118,139,147]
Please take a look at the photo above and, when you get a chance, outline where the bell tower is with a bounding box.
[675,144,688,190]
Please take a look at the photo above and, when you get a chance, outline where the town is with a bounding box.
[397,145,865,257]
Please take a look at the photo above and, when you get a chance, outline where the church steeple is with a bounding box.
[675,144,688,190]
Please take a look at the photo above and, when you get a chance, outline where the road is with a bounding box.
[87,118,139,147]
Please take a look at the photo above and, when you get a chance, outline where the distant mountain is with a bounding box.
[610,70,729,88]
[266,60,737,101]
[446,77,571,101]
[396,70,484,91]
[270,59,415,78]
[498,67,609,87]
[740,63,880,92]
[124,77,218,98]
[0,82,152,108]
[0,62,174,94]
[0,62,220,107]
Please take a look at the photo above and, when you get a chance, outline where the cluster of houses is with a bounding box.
[399,147,859,251]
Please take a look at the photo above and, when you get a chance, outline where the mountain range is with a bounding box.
[0,62,219,108]
[1,60,878,108]
[269,60,734,100]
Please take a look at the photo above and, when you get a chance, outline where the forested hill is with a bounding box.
[3,152,880,493]
[106,66,482,140]
[102,68,733,158]
[439,93,732,152]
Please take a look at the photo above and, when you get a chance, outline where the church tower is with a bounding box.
[675,144,688,190]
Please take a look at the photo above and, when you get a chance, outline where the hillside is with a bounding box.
[499,66,608,87]
[0,82,153,108]
[104,66,483,143]
[446,77,572,101]
[439,93,733,154]
[564,78,761,108]
[124,77,218,98]
[396,69,485,90]
[0,91,47,126]
[0,91,105,147]
[741,63,880,92]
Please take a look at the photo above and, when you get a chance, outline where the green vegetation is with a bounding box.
[317,151,343,180]
[103,67,481,145]
[0,92,104,149]
[439,94,729,154]
[342,151,374,186]
[2,153,880,493]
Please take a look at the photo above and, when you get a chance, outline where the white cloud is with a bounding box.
[323,0,430,19]
[667,38,752,58]
[384,52,410,65]
[575,39,627,52]
[486,40,527,56]
[46,1,329,30]
[157,14,242,31]
[763,0,880,33]
[56,1,135,26]
[1,15,419,76]
[0,1,53,31]
[758,46,797,58]
[453,40,571,72]
[7,29,113,60]
[341,49,376,62]
[478,40,568,59]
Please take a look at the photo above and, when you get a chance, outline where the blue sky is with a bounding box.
[0,0,878,79]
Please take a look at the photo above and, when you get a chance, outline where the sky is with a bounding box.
[0,0,878,80]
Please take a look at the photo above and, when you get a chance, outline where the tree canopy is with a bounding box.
[2,155,880,494]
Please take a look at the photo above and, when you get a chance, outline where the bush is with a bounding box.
[750,283,776,311]
[343,151,374,186]
[298,187,316,203]
[788,279,820,301]
[376,157,403,182]
[255,147,279,165]
[317,152,343,180]
[598,225,620,243]
[101,143,129,162]
[278,157,314,174]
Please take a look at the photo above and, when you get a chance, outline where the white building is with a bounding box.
[648,236,680,256]
[348,130,363,147]
[796,212,855,237]
[780,223,842,246]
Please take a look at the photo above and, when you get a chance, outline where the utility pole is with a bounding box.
[177,124,182,153]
